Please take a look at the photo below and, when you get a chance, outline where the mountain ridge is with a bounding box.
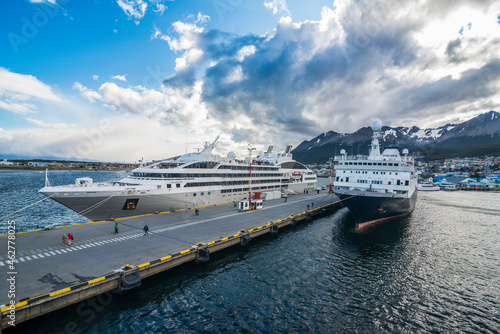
[292,111,500,163]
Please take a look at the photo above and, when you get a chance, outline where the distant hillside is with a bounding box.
[293,110,500,163]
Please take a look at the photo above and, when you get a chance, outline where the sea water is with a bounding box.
[2,171,499,333]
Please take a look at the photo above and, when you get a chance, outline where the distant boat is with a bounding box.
[417,183,440,191]
[442,184,459,191]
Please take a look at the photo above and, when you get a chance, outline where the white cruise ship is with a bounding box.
[39,137,317,221]
[333,121,418,227]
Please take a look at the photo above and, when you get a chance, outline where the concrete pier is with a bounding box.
[0,192,341,329]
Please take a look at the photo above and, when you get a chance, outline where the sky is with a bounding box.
[0,0,499,162]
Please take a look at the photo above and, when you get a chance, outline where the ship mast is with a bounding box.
[248,144,256,208]
[368,120,383,160]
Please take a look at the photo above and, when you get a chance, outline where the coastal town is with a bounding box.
[313,156,500,191]
[3,154,500,191]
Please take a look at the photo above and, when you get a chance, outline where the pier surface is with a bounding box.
[1,191,339,328]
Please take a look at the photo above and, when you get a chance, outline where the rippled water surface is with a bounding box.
[3,172,500,333]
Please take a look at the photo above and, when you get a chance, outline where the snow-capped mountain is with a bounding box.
[293,111,500,162]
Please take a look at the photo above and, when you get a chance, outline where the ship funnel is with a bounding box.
[284,145,293,154]
[266,146,274,153]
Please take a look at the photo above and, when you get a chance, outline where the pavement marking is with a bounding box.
[2,195,335,267]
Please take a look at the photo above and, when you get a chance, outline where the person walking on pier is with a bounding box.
[307,204,310,211]
[114,222,119,234]
[62,234,67,246]
[143,225,149,236]
[67,233,73,246]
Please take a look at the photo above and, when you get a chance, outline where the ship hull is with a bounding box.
[337,190,417,227]
[40,180,314,221]
[40,188,250,221]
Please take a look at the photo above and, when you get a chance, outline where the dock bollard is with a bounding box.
[240,232,252,247]
[270,221,279,235]
[195,243,210,264]
[116,265,141,293]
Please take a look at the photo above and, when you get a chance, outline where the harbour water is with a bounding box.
[2,171,500,333]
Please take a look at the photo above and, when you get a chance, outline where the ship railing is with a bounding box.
[333,155,414,162]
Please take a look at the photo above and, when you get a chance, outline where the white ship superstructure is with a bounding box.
[39,137,316,221]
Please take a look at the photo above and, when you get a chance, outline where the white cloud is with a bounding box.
[116,0,168,24]
[264,0,290,15]
[96,81,216,134]
[0,114,217,162]
[224,66,244,84]
[116,0,147,24]
[111,74,127,81]
[26,118,73,129]
[28,0,57,4]
[92,75,99,80]
[73,82,102,103]
[236,45,256,62]
[0,67,61,115]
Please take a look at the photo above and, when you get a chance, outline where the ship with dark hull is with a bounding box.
[333,121,418,227]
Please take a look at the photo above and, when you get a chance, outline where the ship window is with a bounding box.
[193,193,197,196]
[201,192,204,196]
[368,163,372,165]
[208,192,211,195]
[388,163,393,166]
[397,180,401,185]
[363,162,367,165]
[176,184,180,188]
[184,161,218,169]
[157,185,161,189]
[346,177,349,182]
[280,161,307,169]
[405,180,409,186]
[167,184,171,188]
[383,163,387,166]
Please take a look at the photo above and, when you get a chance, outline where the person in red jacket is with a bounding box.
[67,233,74,246]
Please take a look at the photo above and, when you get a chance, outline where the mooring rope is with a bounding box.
[0,194,57,221]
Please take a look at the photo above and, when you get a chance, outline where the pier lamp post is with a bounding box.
[248,145,256,209]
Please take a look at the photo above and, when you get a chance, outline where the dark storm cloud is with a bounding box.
[158,0,499,141]
[401,59,500,116]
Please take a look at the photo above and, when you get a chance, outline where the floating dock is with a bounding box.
[0,192,342,329]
